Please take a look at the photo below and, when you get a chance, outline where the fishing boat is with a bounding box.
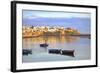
[48,49,61,54]
[23,49,32,55]
[48,49,75,57]
[61,50,75,57]
[40,43,48,47]
[40,32,49,48]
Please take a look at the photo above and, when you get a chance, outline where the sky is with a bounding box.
[22,10,91,34]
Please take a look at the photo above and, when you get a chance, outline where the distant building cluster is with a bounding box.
[22,26,80,37]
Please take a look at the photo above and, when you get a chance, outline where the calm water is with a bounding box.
[22,36,91,63]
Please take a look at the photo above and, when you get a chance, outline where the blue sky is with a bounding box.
[22,10,91,34]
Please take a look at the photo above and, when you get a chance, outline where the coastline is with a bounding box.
[22,34,91,38]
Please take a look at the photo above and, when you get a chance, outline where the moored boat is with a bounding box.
[61,50,75,57]
[48,49,61,54]
[23,49,32,55]
[48,49,75,57]
[40,43,48,47]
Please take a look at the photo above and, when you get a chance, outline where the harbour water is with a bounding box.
[22,36,91,63]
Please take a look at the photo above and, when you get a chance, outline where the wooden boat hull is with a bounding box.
[40,44,48,47]
[61,50,75,57]
[48,49,61,54]
[48,49,75,57]
[23,49,32,55]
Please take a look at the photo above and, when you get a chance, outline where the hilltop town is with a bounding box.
[22,26,80,38]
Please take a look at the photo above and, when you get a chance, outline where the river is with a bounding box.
[22,36,91,63]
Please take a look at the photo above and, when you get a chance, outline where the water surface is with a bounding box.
[22,36,91,63]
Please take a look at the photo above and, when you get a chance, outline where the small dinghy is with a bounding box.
[23,49,32,55]
[40,43,48,47]
[40,35,49,48]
